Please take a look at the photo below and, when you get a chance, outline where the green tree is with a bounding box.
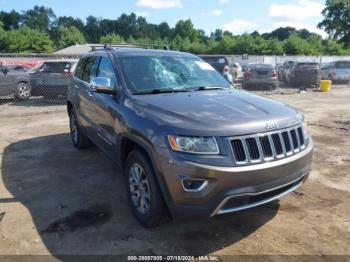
[85,16,100,43]
[323,39,350,55]
[0,10,21,30]
[268,27,297,41]
[261,38,284,55]
[318,0,350,46]
[100,33,124,44]
[21,5,56,32]
[304,35,323,55]
[173,19,199,41]
[283,33,306,54]
[0,21,6,52]
[232,34,256,54]
[58,26,86,49]
[3,26,53,53]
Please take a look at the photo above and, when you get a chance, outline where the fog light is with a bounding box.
[181,179,208,192]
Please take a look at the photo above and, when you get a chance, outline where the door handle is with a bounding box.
[88,91,94,97]
[74,85,79,89]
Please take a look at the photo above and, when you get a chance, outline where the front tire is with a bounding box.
[125,150,168,227]
[15,82,31,100]
[68,108,93,149]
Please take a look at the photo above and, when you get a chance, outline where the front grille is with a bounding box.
[230,125,306,165]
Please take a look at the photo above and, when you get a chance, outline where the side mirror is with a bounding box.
[90,77,116,95]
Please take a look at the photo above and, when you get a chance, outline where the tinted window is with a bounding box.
[296,63,319,69]
[335,61,350,69]
[201,57,227,64]
[250,64,273,69]
[82,57,97,83]
[74,59,86,80]
[96,56,117,89]
[40,62,72,73]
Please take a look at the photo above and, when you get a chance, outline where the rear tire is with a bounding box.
[15,82,31,100]
[125,150,168,227]
[68,108,93,149]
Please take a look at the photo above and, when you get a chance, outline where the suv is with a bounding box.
[0,64,32,99]
[287,62,321,88]
[199,55,229,74]
[321,60,350,83]
[29,59,78,99]
[67,46,313,227]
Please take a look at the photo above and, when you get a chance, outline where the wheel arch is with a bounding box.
[119,135,174,213]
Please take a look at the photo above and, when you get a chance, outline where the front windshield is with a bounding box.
[118,56,231,93]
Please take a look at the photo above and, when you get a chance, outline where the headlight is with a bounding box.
[167,135,219,154]
[302,121,309,140]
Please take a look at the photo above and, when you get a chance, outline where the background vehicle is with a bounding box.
[286,62,320,88]
[231,62,242,79]
[29,59,78,99]
[277,64,284,81]
[321,60,350,83]
[281,60,295,82]
[67,45,312,227]
[0,64,32,99]
[242,63,278,90]
[199,55,229,73]
[6,65,29,72]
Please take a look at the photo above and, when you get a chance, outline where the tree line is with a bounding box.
[0,3,349,55]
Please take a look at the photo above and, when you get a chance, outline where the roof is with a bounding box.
[55,43,195,58]
[54,44,101,55]
[88,47,196,59]
[43,59,79,63]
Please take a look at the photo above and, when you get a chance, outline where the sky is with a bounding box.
[0,0,327,37]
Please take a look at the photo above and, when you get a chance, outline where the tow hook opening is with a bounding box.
[181,179,208,192]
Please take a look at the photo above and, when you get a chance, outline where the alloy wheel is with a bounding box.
[129,163,151,214]
[17,83,30,99]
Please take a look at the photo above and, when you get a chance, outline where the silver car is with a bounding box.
[242,63,278,90]
[321,60,350,83]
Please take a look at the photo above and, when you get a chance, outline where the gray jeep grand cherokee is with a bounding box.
[67,45,313,227]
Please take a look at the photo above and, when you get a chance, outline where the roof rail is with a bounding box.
[90,43,170,52]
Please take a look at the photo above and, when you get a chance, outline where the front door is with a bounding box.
[87,55,122,158]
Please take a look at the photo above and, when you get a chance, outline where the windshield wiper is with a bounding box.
[134,88,190,95]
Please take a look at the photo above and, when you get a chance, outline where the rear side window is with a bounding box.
[40,62,71,73]
[82,57,97,83]
[96,56,117,89]
[296,63,319,69]
[74,59,86,80]
[250,64,273,69]
[335,61,350,69]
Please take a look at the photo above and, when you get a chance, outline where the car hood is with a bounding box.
[132,89,303,136]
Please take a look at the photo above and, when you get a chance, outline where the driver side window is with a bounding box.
[96,56,117,90]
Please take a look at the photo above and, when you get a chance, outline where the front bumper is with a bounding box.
[157,138,313,220]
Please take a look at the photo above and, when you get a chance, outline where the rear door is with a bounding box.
[76,56,99,137]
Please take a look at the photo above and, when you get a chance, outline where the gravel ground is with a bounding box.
[0,85,349,259]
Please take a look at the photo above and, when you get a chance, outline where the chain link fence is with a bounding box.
[1,53,350,118]
[0,54,79,117]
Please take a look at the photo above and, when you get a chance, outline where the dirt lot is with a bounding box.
[0,85,349,258]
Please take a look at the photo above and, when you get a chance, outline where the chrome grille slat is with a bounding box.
[229,125,307,166]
